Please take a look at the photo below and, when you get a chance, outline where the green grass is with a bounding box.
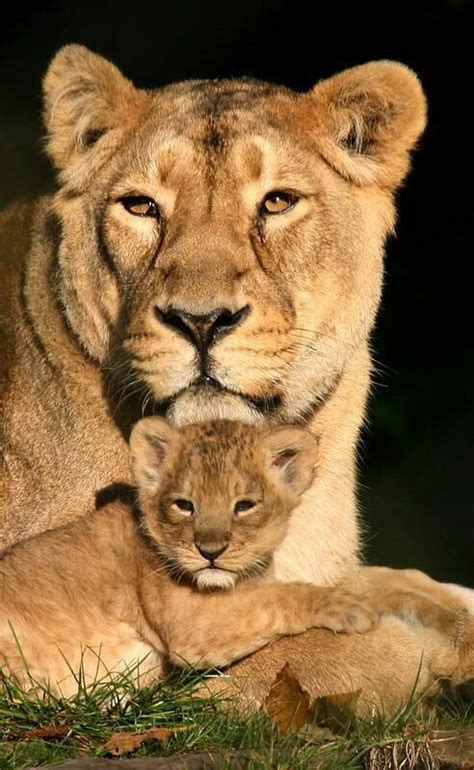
[0,666,472,769]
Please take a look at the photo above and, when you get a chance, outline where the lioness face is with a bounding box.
[129,418,318,589]
[43,47,426,427]
[106,109,371,426]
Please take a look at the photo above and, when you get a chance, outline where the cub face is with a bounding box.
[42,46,426,428]
[130,418,318,589]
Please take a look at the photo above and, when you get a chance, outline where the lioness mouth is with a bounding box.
[151,379,283,418]
[211,384,282,415]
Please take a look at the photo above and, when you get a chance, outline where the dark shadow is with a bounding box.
[95,482,136,510]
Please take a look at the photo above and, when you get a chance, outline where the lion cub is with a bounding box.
[0,419,378,696]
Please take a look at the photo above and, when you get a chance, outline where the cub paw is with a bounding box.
[316,590,380,634]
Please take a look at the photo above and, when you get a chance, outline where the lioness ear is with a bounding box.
[304,60,427,187]
[129,417,178,489]
[262,426,319,497]
[43,44,149,170]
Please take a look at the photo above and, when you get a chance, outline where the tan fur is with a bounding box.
[204,614,474,716]
[3,47,470,707]
[0,47,426,584]
[0,419,382,696]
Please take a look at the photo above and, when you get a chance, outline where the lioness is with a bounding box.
[0,46,427,571]
[0,418,385,696]
[1,46,471,706]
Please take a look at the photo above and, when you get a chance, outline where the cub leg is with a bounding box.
[162,582,379,669]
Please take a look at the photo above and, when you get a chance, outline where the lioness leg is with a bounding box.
[346,566,470,638]
[204,616,472,716]
[360,566,474,615]
[202,570,474,715]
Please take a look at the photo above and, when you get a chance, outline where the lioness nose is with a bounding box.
[155,305,249,351]
[195,542,229,562]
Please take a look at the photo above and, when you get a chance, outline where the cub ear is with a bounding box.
[43,44,149,170]
[262,426,319,497]
[129,417,178,490]
[303,60,427,187]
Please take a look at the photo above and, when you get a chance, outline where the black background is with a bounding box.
[1,0,472,584]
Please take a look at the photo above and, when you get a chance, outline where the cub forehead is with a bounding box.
[172,421,267,472]
[152,421,268,501]
[179,419,263,450]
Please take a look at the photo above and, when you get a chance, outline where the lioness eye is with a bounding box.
[234,499,257,515]
[120,195,159,217]
[260,191,298,215]
[172,499,195,516]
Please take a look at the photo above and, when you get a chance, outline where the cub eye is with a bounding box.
[234,499,257,515]
[172,499,195,516]
[260,190,298,216]
[119,195,159,218]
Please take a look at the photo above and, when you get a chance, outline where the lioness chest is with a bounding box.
[1,381,130,548]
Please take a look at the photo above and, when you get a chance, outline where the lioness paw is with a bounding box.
[316,590,380,634]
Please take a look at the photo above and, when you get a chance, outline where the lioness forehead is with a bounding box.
[125,78,301,181]
[153,77,291,126]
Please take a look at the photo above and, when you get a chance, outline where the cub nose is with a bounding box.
[195,542,229,563]
[155,305,249,351]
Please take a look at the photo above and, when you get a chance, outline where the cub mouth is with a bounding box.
[192,554,273,591]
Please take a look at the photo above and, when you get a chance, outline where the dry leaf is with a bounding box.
[104,726,187,756]
[23,725,71,741]
[264,662,315,734]
[313,690,361,734]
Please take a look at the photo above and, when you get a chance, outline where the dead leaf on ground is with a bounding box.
[23,725,71,741]
[264,662,361,738]
[264,663,315,734]
[104,725,189,756]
